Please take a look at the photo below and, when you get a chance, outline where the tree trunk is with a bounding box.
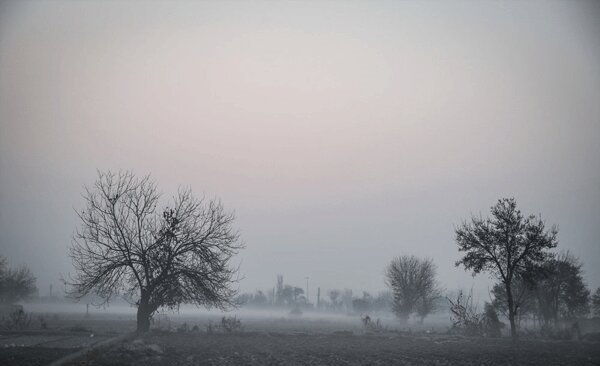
[137,290,152,333]
[506,283,517,341]
[137,303,151,332]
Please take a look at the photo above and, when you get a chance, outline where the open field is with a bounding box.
[1,310,599,366]
[73,331,600,366]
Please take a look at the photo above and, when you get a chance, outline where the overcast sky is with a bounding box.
[1,1,599,302]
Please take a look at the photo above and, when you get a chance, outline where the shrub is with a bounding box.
[482,302,504,337]
[447,289,483,336]
[361,314,383,332]
[221,316,242,332]
[2,308,32,330]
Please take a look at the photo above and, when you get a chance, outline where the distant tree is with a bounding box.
[253,290,268,306]
[277,285,303,306]
[0,256,37,304]
[235,292,253,306]
[352,292,373,313]
[415,292,439,323]
[275,275,284,305]
[532,253,590,324]
[236,290,268,308]
[66,171,243,332]
[292,287,304,303]
[482,302,504,337]
[385,255,442,322]
[490,278,537,326]
[341,289,354,312]
[329,289,340,309]
[592,288,600,317]
[371,291,393,313]
[455,198,558,339]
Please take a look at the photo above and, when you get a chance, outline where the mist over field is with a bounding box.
[0,1,599,365]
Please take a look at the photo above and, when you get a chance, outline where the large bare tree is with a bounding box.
[385,255,442,323]
[67,171,243,332]
[455,198,557,340]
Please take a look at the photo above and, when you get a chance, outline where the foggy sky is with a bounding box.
[1,1,599,302]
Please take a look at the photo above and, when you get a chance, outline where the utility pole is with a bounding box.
[305,277,310,303]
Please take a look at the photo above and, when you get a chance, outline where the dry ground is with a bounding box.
[71,331,600,366]
[1,311,599,366]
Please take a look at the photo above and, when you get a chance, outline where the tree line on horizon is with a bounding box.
[1,172,600,341]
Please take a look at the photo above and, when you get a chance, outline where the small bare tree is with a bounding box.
[67,171,243,332]
[447,288,482,335]
[385,255,442,322]
[0,256,37,305]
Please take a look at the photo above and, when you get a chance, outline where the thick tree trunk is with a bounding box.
[136,303,151,332]
[137,290,153,333]
[506,283,517,341]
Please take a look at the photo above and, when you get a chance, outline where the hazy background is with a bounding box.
[1,1,599,303]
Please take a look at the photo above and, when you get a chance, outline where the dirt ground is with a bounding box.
[2,311,599,366]
[70,331,600,366]
[0,312,135,366]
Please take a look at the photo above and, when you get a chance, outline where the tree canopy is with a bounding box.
[67,171,244,332]
[455,198,558,339]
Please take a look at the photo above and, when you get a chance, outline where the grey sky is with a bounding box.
[1,1,599,300]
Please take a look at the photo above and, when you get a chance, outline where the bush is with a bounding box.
[482,302,504,337]
[2,308,32,330]
[447,289,483,336]
[221,316,242,332]
[206,316,243,333]
[361,315,383,332]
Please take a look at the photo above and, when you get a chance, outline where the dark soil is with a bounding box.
[67,331,600,366]
[0,347,80,366]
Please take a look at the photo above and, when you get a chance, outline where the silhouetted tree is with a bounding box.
[0,256,37,304]
[275,275,284,305]
[532,253,590,324]
[455,198,558,339]
[293,286,304,303]
[371,291,393,313]
[352,292,373,313]
[386,255,442,322]
[483,302,504,337]
[341,289,353,312]
[67,171,243,332]
[236,290,268,308]
[276,285,304,306]
[329,289,341,309]
[592,288,600,317]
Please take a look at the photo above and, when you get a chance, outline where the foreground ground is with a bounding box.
[71,331,600,366]
[1,311,599,366]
